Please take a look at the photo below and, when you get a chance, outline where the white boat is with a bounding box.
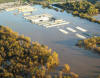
[59,29,69,34]
[66,27,76,32]
[76,26,87,32]
[76,33,86,39]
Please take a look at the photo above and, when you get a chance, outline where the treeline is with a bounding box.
[76,37,100,53]
[0,26,78,78]
[53,1,100,24]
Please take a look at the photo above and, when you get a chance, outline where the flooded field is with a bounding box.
[0,5,100,78]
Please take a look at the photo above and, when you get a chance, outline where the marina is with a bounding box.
[24,13,70,28]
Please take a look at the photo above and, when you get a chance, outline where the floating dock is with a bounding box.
[76,33,86,39]
[66,27,76,32]
[76,26,87,32]
[59,29,69,34]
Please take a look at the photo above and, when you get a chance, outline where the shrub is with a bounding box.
[60,9,64,12]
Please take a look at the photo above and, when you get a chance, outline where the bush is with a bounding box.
[60,9,64,12]
[54,8,59,11]
[73,11,79,15]
[94,47,100,52]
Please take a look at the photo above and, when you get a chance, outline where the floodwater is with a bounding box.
[0,5,100,78]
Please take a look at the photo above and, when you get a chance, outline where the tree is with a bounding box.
[63,64,70,73]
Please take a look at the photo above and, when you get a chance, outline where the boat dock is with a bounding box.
[76,33,86,39]
[59,29,69,34]
[76,26,87,32]
[66,27,76,32]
